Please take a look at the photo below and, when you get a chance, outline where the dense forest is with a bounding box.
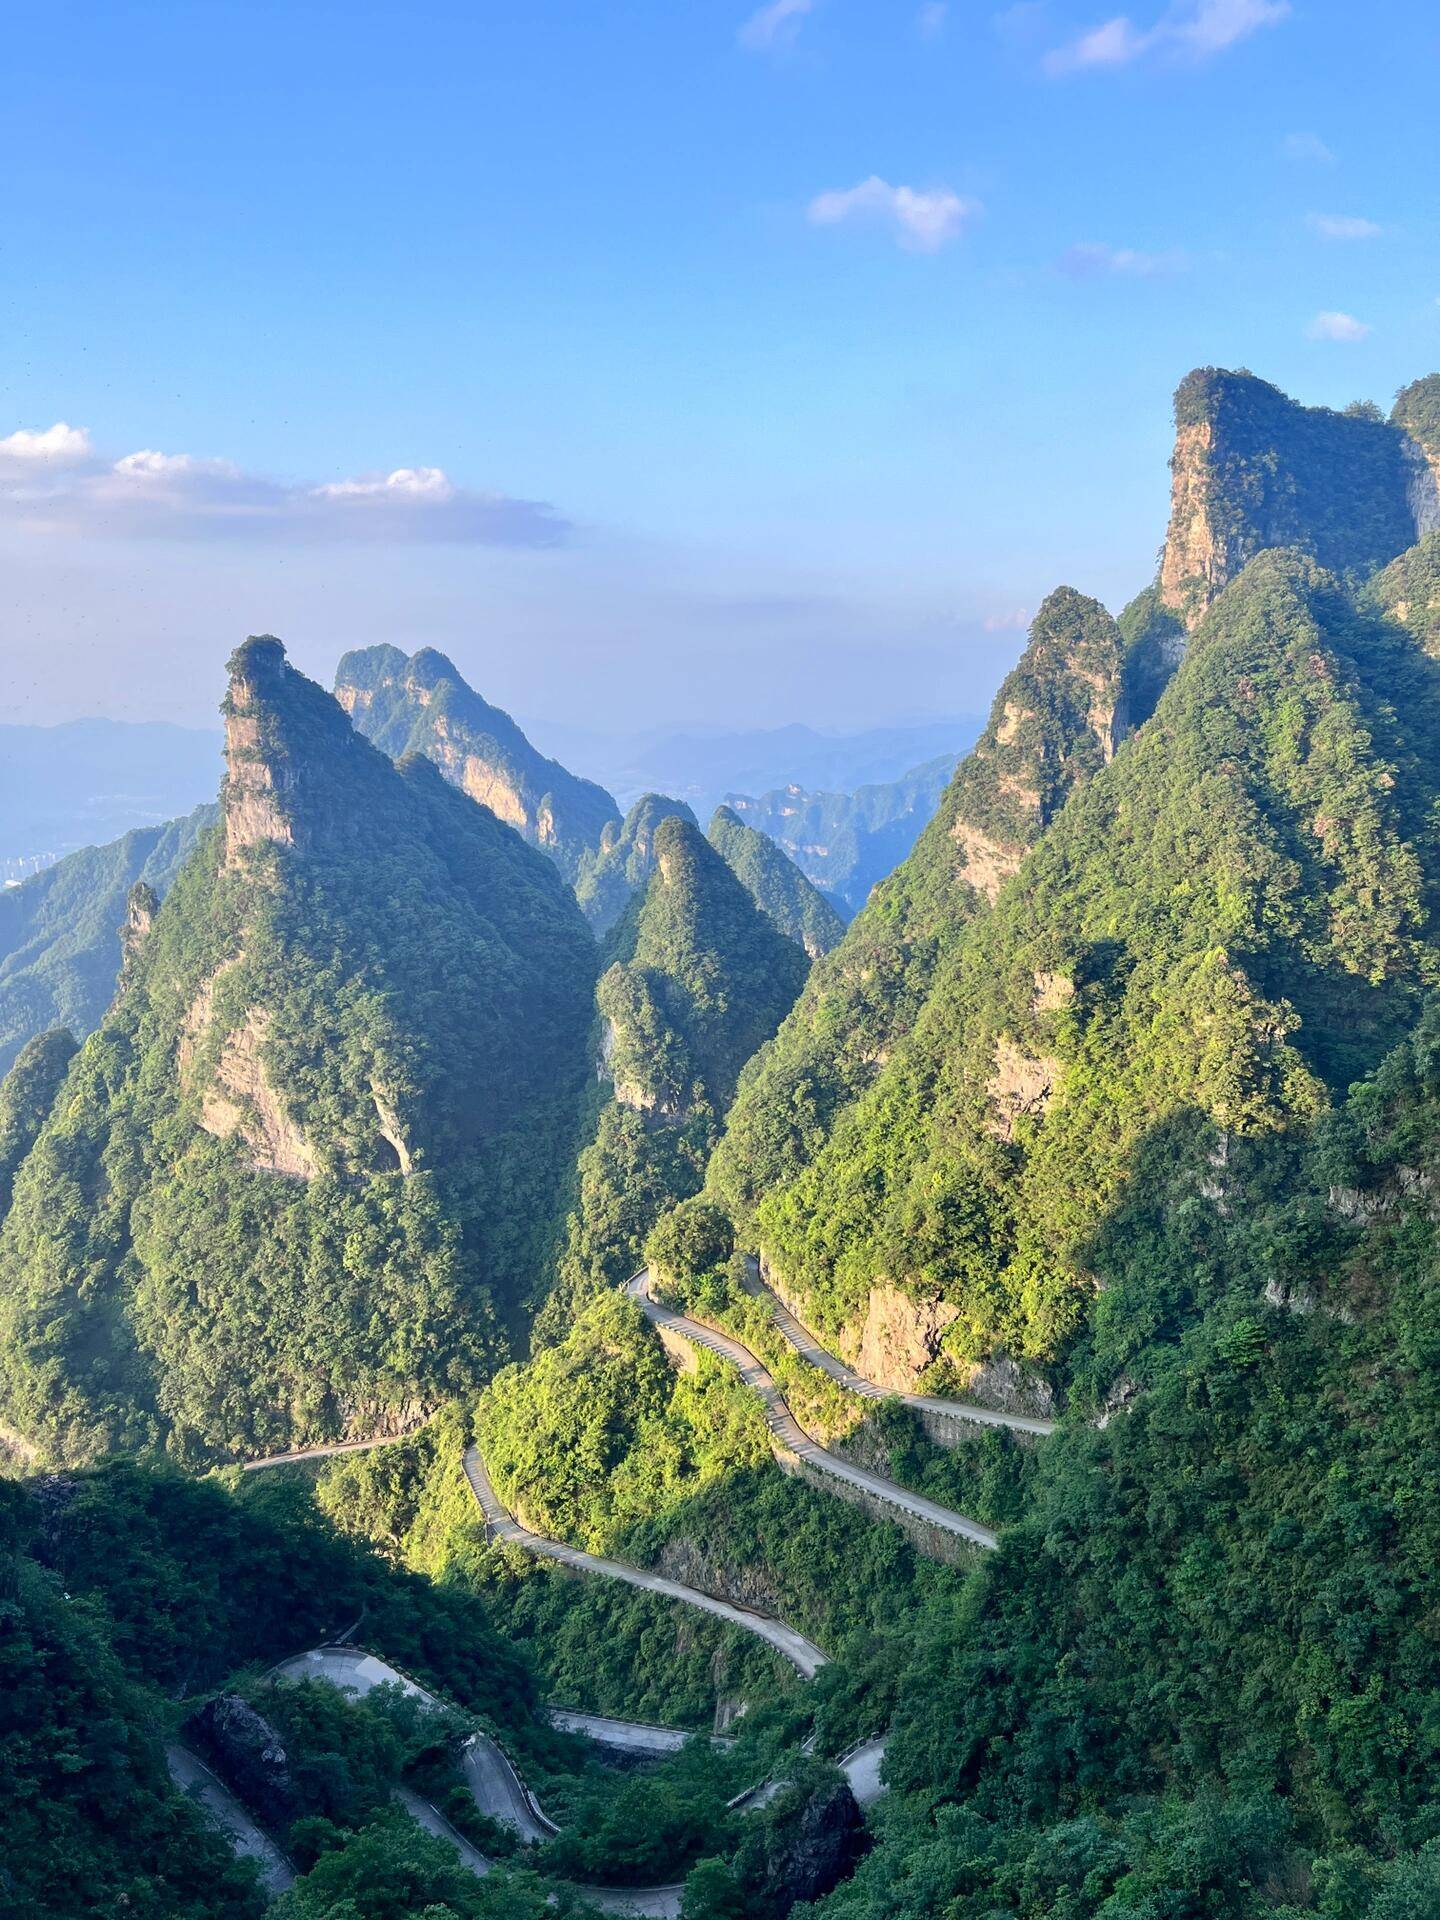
[8,366,1440,1920]
[0,638,597,1463]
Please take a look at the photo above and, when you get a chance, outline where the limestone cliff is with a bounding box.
[1393,374,1440,539]
[1158,368,1421,628]
[941,585,1127,901]
[334,643,619,882]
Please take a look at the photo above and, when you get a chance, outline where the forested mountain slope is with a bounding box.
[707,586,1127,1235]
[750,549,1440,1397]
[572,791,699,932]
[335,643,621,882]
[706,805,846,958]
[0,804,216,1075]
[795,1010,1440,1920]
[0,637,596,1465]
[542,814,808,1329]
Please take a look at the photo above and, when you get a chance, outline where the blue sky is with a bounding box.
[3,0,1437,734]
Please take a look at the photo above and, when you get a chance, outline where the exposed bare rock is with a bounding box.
[183,1694,294,1831]
[223,638,296,868]
[118,882,158,987]
[199,1008,318,1180]
[950,818,1022,901]
[371,1088,414,1175]
[654,1537,786,1615]
[852,1283,960,1393]
[985,1036,1062,1142]
[956,1353,1057,1419]
[1159,419,1228,625]
[1031,970,1074,1015]
[744,1774,867,1914]
[1402,435,1440,538]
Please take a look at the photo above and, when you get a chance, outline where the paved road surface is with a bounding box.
[464,1444,829,1677]
[628,1272,998,1552]
[273,1646,558,1843]
[165,1742,296,1898]
[241,1428,425,1471]
[197,1641,886,1916]
[547,1708,735,1754]
[741,1262,1057,1438]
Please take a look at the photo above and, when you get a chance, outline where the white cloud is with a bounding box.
[983,607,1031,632]
[0,427,566,546]
[917,2,949,36]
[1057,241,1189,276]
[0,422,93,465]
[807,176,980,252]
[114,449,243,480]
[738,0,814,51]
[1282,131,1334,164]
[1046,0,1288,73]
[1306,310,1371,343]
[313,466,456,502]
[1306,212,1382,241]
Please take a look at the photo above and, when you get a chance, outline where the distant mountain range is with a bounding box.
[0,720,222,879]
[521,715,982,819]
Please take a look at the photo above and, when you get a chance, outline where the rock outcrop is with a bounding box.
[334,643,620,882]
[1158,368,1422,628]
[223,637,298,866]
[183,1695,294,1831]
[944,585,1128,899]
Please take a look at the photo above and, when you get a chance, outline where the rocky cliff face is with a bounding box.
[334,643,619,882]
[1158,368,1423,628]
[1393,375,1440,539]
[943,585,1127,901]
[223,636,299,866]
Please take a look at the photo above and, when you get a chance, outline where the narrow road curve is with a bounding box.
[463,1444,829,1678]
[192,1640,885,1915]
[272,1647,559,1843]
[741,1260,1057,1438]
[165,1741,297,1898]
[627,1271,998,1553]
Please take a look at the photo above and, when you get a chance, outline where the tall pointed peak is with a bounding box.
[222,634,377,867]
[943,585,1125,901]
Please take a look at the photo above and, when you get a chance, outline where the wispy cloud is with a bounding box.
[738,0,814,51]
[1282,131,1334,164]
[1306,310,1371,343]
[1046,0,1289,73]
[0,424,568,546]
[983,606,1031,632]
[917,2,949,36]
[1056,241,1189,276]
[1306,212,1382,241]
[807,177,981,252]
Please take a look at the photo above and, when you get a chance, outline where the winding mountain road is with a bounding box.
[463,1444,829,1677]
[165,1742,296,1898]
[627,1270,998,1552]
[267,1643,880,1917]
[741,1261,1057,1438]
[272,1647,559,1843]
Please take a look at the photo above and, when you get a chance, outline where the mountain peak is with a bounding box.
[334,643,619,881]
[1159,366,1421,627]
[945,584,1125,900]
